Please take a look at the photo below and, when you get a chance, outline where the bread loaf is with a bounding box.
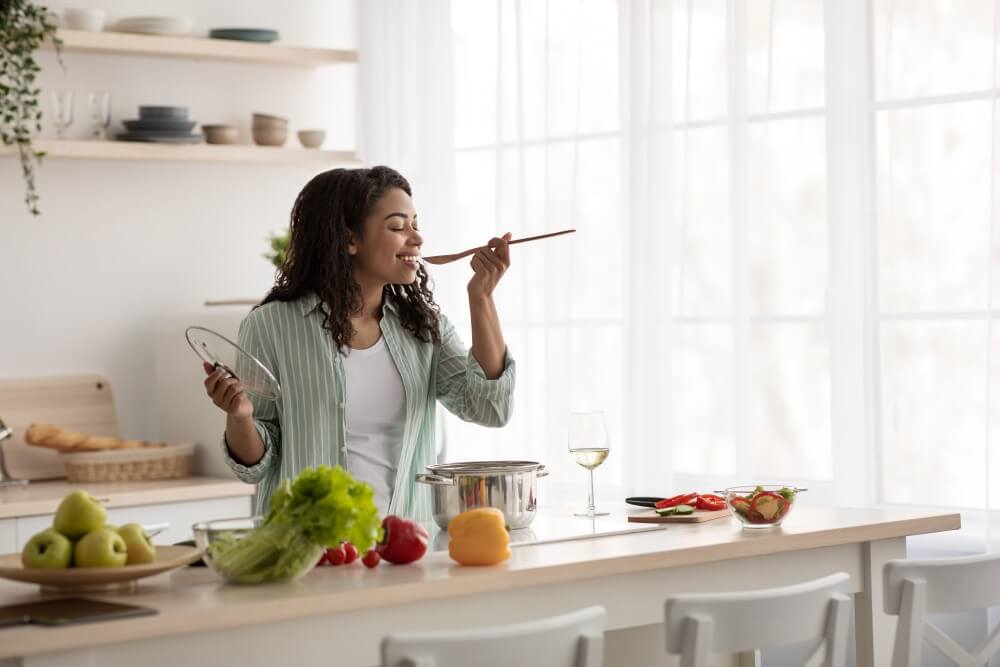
[24,422,167,452]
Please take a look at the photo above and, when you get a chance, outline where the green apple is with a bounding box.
[53,490,106,540]
[117,523,156,565]
[74,528,128,568]
[21,528,73,569]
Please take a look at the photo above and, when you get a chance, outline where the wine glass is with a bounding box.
[50,90,73,140]
[87,91,111,140]
[567,411,610,517]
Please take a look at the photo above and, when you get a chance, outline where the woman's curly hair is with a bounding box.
[260,166,441,350]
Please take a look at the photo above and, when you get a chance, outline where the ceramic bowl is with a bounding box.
[252,125,287,147]
[63,8,105,31]
[202,125,239,145]
[139,106,188,120]
[251,113,289,128]
[297,129,326,149]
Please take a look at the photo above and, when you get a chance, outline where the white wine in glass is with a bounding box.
[568,411,610,517]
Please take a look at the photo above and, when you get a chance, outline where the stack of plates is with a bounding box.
[116,106,203,144]
[209,28,279,43]
[114,16,193,36]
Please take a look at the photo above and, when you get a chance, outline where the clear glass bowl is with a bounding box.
[723,486,804,529]
[191,516,323,584]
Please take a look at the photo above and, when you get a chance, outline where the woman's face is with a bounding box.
[348,187,423,286]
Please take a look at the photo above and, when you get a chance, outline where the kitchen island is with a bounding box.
[0,506,960,667]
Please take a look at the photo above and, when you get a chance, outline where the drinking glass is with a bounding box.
[567,411,610,517]
[87,91,111,140]
[50,90,73,139]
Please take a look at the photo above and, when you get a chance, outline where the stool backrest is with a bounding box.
[381,605,606,667]
[664,572,852,667]
[884,553,1000,667]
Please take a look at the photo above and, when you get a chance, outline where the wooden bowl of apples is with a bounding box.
[0,491,202,593]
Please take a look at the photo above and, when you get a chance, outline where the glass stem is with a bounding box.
[587,469,596,515]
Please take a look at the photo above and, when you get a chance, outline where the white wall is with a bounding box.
[0,1,357,445]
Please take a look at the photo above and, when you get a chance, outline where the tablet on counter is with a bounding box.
[0,597,157,628]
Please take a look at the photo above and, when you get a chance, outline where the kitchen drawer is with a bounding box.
[14,495,251,550]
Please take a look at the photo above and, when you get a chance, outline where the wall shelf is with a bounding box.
[0,140,361,166]
[42,29,356,67]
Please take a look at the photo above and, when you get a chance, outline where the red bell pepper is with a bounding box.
[375,515,430,565]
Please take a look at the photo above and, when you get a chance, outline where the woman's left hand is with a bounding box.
[467,232,512,300]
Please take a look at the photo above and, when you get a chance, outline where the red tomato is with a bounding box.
[343,542,359,564]
[315,552,328,567]
[362,549,381,568]
[325,545,346,566]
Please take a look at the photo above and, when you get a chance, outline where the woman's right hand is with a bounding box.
[202,362,254,419]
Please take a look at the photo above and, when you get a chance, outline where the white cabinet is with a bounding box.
[13,495,251,550]
[0,519,15,553]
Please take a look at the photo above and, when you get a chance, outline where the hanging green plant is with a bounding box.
[264,228,290,269]
[1,0,63,215]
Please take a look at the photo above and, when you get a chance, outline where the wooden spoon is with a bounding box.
[421,229,576,265]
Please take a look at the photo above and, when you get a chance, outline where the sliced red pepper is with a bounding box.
[699,493,724,502]
[665,492,698,508]
[695,496,726,511]
[654,494,683,509]
[655,492,698,509]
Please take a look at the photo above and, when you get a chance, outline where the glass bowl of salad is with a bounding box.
[192,516,323,584]
[722,486,805,528]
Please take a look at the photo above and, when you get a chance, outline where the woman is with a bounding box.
[202,166,516,520]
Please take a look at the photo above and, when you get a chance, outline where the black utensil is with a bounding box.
[625,496,665,509]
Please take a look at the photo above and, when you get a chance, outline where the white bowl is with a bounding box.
[63,8,105,32]
[297,129,326,149]
[115,16,193,36]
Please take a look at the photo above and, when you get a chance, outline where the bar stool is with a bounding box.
[664,572,852,667]
[380,605,606,667]
[884,552,1000,666]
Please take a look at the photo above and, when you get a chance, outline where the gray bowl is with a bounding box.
[139,106,189,120]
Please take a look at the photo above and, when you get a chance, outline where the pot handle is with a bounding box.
[536,465,549,478]
[415,473,455,486]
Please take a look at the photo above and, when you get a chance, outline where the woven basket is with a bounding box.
[60,443,195,482]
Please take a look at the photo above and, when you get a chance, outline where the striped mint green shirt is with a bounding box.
[221,293,516,522]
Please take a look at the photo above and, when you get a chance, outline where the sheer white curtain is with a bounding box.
[359,0,456,233]
[359,0,1000,529]
[426,0,870,510]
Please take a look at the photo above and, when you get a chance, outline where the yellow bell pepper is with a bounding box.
[447,507,510,566]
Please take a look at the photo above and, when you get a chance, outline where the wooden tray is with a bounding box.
[0,545,202,593]
[627,508,730,524]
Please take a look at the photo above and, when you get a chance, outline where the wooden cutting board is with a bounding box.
[627,508,730,524]
[0,375,119,480]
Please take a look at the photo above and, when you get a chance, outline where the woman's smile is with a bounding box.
[396,253,421,268]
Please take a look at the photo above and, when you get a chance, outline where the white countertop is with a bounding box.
[0,505,961,659]
[0,477,253,519]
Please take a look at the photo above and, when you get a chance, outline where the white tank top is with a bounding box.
[341,335,406,515]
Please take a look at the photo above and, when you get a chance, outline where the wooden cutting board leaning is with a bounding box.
[0,375,118,480]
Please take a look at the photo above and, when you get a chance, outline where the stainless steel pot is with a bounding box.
[415,460,549,530]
